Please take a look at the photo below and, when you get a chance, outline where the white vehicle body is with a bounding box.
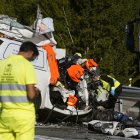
[0,38,50,108]
[0,38,66,109]
[0,14,92,122]
[0,38,91,118]
[0,15,33,39]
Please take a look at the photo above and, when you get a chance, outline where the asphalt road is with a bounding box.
[34,98,140,140]
[35,124,139,140]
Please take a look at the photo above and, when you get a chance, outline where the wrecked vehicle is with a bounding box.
[0,15,92,123]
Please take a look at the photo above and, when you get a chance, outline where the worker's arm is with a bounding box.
[26,84,38,101]
[100,75,114,87]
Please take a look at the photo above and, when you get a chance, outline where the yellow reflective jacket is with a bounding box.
[0,55,37,112]
[99,75,121,92]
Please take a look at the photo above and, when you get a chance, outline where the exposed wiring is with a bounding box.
[57,109,73,125]
[43,105,56,124]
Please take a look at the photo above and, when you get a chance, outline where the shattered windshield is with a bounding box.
[0,17,24,29]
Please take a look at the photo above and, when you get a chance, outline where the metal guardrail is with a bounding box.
[119,85,140,100]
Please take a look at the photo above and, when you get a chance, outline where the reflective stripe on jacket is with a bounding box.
[99,75,120,92]
[0,55,36,111]
[0,84,28,102]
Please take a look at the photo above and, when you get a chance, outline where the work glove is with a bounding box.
[97,106,105,110]
[89,66,100,76]
[56,81,66,90]
[111,87,115,96]
[76,58,87,65]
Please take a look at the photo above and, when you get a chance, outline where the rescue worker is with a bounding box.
[57,52,83,71]
[50,52,86,110]
[0,41,39,140]
[57,53,83,90]
[57,52,92,87]
[74,52,82,58]
[52,64,85,110]
[66,64,90,109]
[57,53,99,109]
[93,74,122,110]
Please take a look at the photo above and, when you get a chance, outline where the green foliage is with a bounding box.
[0,0,140,84]
[0,0,38,25]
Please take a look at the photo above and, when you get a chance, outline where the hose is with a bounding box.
[75,107,79,125]
[43,105,56,124]
[57,109,73,125]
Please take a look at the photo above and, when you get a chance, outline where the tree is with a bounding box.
[1,0,140,84]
